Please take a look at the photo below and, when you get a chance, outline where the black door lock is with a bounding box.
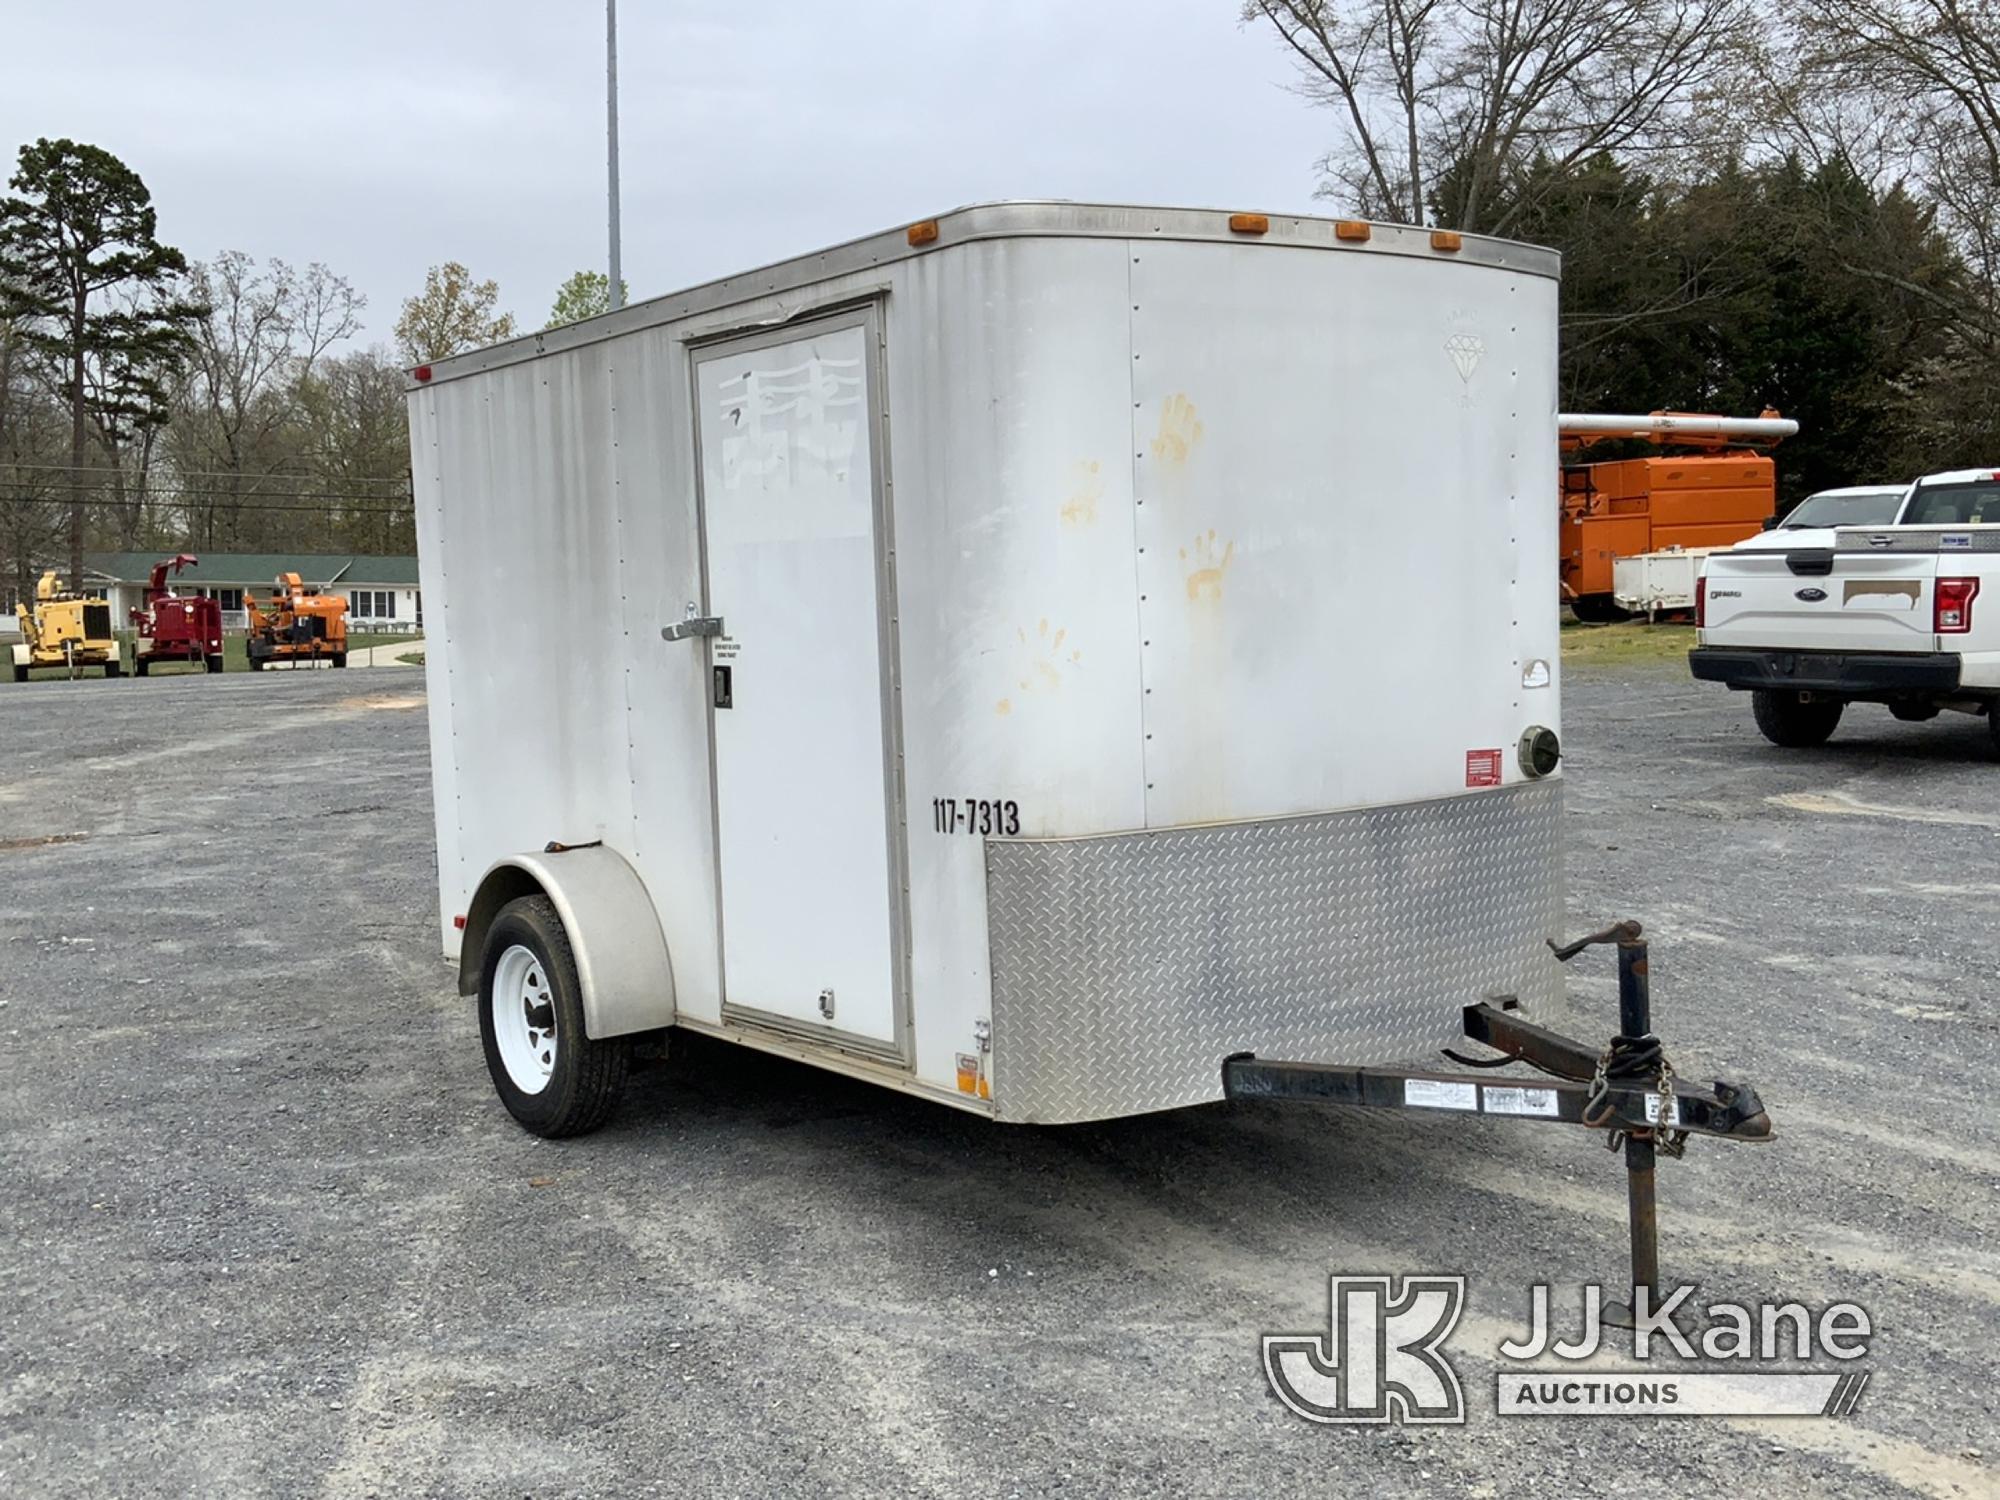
[713,664,733,709]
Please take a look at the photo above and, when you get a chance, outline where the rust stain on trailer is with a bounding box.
[1003,619,1082,708]
[1150,394,1204,468]
[1843,579,1921,604]
[1059,460,1103,528]
[1180,531,1235,602]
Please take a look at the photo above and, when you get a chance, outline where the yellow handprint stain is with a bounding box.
[996,618,1084,716]
[1180,531,1235,602]
[1060,460,1103,529]
[1151,394,1204,468]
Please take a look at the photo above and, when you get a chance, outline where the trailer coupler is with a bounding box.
[1221,921,1771,1323]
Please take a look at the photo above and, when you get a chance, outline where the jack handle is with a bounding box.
[1548,919,1644,963]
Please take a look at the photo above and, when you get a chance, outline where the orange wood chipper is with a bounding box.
[244,572,348,669]
[130,554,225,675]
[1558,411,1798,622]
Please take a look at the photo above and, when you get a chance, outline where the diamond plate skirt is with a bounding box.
[982,780,1566,1123]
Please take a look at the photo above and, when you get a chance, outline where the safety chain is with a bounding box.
[1581,1033,1690,1157]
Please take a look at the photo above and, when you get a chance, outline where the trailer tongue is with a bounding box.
[1226,921,1771,1320]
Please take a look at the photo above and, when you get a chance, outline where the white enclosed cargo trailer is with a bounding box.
[408,202,1575,1137]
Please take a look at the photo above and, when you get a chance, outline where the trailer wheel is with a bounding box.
[478,895,630,1138]
[1751,689,1842,748]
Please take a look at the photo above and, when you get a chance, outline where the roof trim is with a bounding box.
[410,200,1562,388]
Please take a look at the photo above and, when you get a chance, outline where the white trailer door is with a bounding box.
[692,312,905,1052]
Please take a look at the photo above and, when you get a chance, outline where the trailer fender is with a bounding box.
[457,846,676,1039]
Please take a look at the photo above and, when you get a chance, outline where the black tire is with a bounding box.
[247,655,263,672]
[1568,594,1630,624]
[478,895,629,1137]
[1988,705,2000,761]
[205,654,225,673]
[10,663,25,684]
[331,651,347,669]
[1889,701,1939,722]
[134,658,149,677]
[1751,688,1843,748]
[103,659,122,678]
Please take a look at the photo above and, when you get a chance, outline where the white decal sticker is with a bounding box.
[1643,1093,1682,1127]
[1405,1079,1479,1111]
[1483,1085,1559,1117]
[1521,658,1551,689]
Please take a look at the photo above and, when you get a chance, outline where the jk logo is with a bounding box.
[1264,1275,1467,1424]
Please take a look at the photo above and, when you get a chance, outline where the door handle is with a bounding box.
[662,615,724,642]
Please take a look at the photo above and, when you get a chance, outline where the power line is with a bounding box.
[0,493,414,517]
[0,459,411,488]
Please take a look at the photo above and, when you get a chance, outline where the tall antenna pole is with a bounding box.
[606,0,624,311]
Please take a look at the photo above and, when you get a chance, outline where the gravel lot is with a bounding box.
[1,662,1994,1498]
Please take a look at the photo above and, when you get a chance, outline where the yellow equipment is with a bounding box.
[244,572,349,669]
[11,571,123,682]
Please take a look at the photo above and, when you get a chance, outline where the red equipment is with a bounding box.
[130,554,225,676]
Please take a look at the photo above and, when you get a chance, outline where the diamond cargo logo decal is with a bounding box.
[1445,332,1484,381]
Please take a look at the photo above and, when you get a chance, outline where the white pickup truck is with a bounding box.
[1691,468,2000,751]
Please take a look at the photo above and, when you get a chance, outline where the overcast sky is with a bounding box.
[0,1,1334,349]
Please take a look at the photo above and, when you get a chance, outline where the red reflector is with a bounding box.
[1695,573,1707,628]
[453,914,467,929]
[413,365,433,383]
[1936,576,1978,633]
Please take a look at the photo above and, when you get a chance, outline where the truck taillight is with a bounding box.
[1936,577,1978,633]
[1695,573,1706,628]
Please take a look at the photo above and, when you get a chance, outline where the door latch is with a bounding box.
[662,616,723,642]
[818,988,836,1020]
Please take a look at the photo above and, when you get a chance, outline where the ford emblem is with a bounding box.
[1795,587,1827,601]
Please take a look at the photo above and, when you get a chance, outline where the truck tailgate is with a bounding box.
[1702,535,1936,651]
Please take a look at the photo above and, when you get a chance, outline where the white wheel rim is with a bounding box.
[492,944,557,1094]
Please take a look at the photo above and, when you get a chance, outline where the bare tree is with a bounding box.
[1245,0,1758,233]
[1783,0,2000,349]
[171,252,364,546]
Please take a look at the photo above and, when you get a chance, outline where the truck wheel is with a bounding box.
[1751,689,1843,748]
[205,654,225,674]
[478,895,630,1138]
[10,664,25,684]
[104,659,122,679]
[134,658,149,677]
[331,652,347,669]
[247,656,262,672]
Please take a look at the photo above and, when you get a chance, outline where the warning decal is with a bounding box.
[1465,748,1503,787]
[1405,1078,1479,1111]
[1482,1084,1559,1117]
